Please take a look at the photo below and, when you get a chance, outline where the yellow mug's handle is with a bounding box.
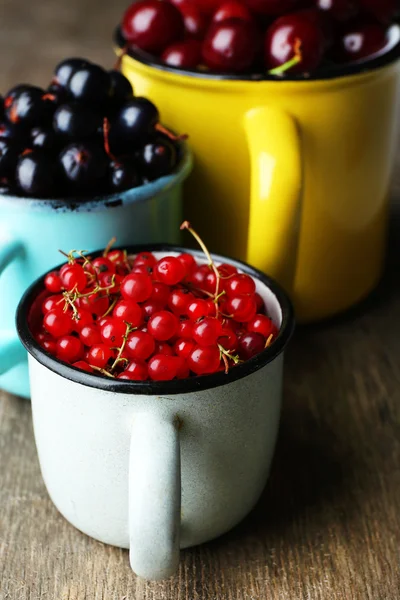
[244,106,303,294]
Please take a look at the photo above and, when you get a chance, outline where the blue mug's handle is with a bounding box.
[129,412,181,580]
[0,236,26,375]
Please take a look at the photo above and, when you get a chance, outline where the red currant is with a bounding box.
[76,291,109,317]
[107,249,127,265]
[178,252,197,276]
[225,273,256,296]
[148,354,178,380]
[192,317,222,346]
[72,360,93,373]
[42,294,64,314]
[148,310,179,341]
[56,335,84,363]
[175,356,190,379]
[238,332,265,360]
[121,273,153,302]
[150,282,171,305]
[154,256,186,285]
[87,344,113,368]
[113,299,143,327]
[134,251,157,268]
[168,289,194,315]
[177,319,193,339]
[60,264,87,292]
[41,336,57,354]
[99,272,122,294]
[43,309,73,338]
[247,314,278,338]
[79,324,102,347]
[126,330,155,360]
[100,318,127,347]
[225,295,257,322]
[92,256,116,276]
[254,292,265,313]
[124,359,149,380]
[187,298,209,320]
[174,338,196,358]
[218,326,238,352]
[44,271,62,293]
[70,308,93,331]
[142,300,164,321]
[187,264,210,288]
[218,263,237,278]
[187,345,221,375]
[154,341,175,355]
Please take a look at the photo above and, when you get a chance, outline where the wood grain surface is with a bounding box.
[1,2,400,598]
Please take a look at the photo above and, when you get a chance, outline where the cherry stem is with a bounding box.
[155,123,188,142]
[114,44,128,72]
[110,322,134,371]
[103,237,117,257]
[180,221,221,316]
[103,118,118,162]
[268,38,302,76]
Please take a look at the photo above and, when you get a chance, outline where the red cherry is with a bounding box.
[247,0,298,15]
[126,330,155,360]
[148,354,178,380]
[192,317,222,346]
[168,289,194,315]
[315,0,358,21]
[87,344,114,368]
[44,271,62,293]
[148,310,179,341]
[72,360,93,373]
[238,332,265,359]
[225,273,256,297]
[265,11,325,73]
[162,40,203,68]
[122,0,185,53]
[225,294,257,322]
[113,299,143,327]
[42,294,64,314]
[121,273,153,302]
[213,1,253,23]
[187,345,221,374]
[60,264,87,292]
[56,335,84,363]
[333,22,387,62]
[100,318,127,347]
[202,18,260,72]
[43,309,73,338]
[154,256,186,285]
[124,359,149,380]
[359,0,397,23]
[247,314,278,338]
[79,324,102,346]
[176,0,209,38]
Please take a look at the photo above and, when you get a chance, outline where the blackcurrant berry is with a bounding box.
[16,150,59,197]
[53,57,91,88]
[140,138,177,180]
[109,97,159,152]
[31,126,59,151]
[53,102,102,139]
[5,86,48,126]
[0,139,19,178]
[109,70,134,105]
[67,64,112,106]
[59,142,109,193]
[109,158,140,192]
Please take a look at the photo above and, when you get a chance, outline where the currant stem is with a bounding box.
[218,343,242,374]
[114,44,128,72]
[265,333,274,348]
[103,237,117,257]
[155,123,188,142]
[100,297,117,319]
[89,365,115,378]
[268,38,302,76]
[103,118,118,162]
[110,321,134,372]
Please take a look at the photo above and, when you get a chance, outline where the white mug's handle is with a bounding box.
[0,236,25,375]
[129,413,181,580]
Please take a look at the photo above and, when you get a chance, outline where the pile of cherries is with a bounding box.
[32,223,279,381]
[120,0,399,75]
[0,58,183,199]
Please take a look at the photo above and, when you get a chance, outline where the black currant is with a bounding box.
[109,97,159,153]
[140,138,177,180]
[59,142,109,193]
[109,70,134,104]
[67,64,112,106]
[0,120,28,145]
[0,139,20,178]
[109,157,140,192]
[5,86,49,127]
[31,126,59,151]
[16,150,59,197]
[53,102,102,139]
[53,57,91,88]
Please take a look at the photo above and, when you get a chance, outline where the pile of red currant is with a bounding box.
[32,222,279,381]
[0,58,185,199]
[119,0,399,75]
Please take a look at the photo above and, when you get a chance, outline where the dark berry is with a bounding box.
[59,142,108,193]
[333,21,387,62]
[122,0,185,53]
[315,0,359,21]
[109,97,159,153]
[109,158,140,191]
[202,19,260,72]
[140,138,177,180]
[16,150,59,197]
[246,0,298,15]
[4,84,31,106]
[0,139,19,178]
[31,126,59,151]
[67,64,112,106]
[0,120,28,144]
[53,102,102,139]
[53,57,91,88]
[109,70,134,104]
[5,86,48,126]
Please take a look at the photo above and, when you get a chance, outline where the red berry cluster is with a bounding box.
[33,223,279,381]
[120,0,398,75]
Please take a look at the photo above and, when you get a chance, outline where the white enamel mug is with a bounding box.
[16,245,294,581]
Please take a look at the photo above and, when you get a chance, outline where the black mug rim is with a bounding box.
[115,25,400,83]
[16,244,295,395]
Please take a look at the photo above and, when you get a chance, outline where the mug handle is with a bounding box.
[244,106,303,294]
[129,412,181,580]
[0,236,25,375]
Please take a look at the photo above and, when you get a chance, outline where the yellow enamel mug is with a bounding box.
[117,31,400,322]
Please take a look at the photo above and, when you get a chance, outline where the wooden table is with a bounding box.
[1,2,400,597]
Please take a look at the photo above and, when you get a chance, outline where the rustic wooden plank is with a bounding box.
[1,0,400,597]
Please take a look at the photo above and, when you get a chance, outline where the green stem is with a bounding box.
[268,54,301,76]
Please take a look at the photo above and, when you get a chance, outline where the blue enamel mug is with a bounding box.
[0,148,192,398]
